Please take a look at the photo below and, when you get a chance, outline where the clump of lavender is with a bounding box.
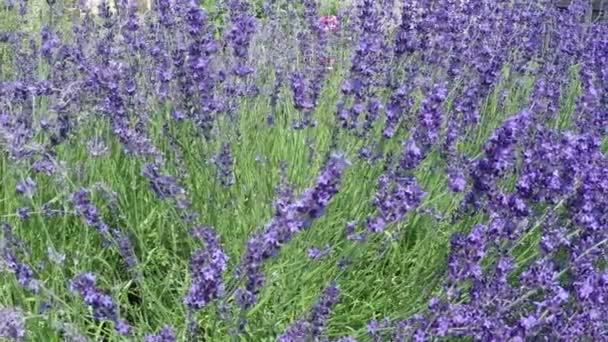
[289,0,335,129]
[278,282,341,341]
[70,273,132,336]
[368,317,392,341]
[447,168,467,193]
[574,30,608,136]
[464,110,533,211]
[236,154,350,310]
[40,26,61,62]
[337,0,389,134]
[0,307,26,341]
[373,124,608,340]
[32,154,57,175]
[184,226,229,311]
[225,0,257,77]
[220,0,257,120]
[184,0,221,135]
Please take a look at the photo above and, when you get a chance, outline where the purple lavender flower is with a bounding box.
[71,189,138,271]
[212,142,235,188]
[184,226,228,311]
[71,189,109,234]
[378,123,608,340]
[145,325,176,342]
[277,320,308,342]
[413,82,447,151]
[368,317,391,342]
[236,154,349,310]
[32,155,57,175]
[16,207,30,221]
[278,282,341,341]
[399,138,423,171]
[70,273,132,336]
[384,84,413,139]
[448,169,467,193]
[110,228,138,271]
[2,248,39,294]
[307,244,332,261]
[40,26,61,61]
[0,307,26,341]
[288,0,334,129]
[225,0,257,76]
[1,224,40,293]
[366,172,425,233]
[290,72,315,112]
[308,282,340,336]
[15,177,36,198]
[465,110,533,211]
[141,163,191,209]
[337,0,389,134]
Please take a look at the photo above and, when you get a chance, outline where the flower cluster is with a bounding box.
[337,0,389,134]
[366,171,425,233]
[184,226,229,311]
[69,273,132,336]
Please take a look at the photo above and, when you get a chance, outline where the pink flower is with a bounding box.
[319,15,339,32]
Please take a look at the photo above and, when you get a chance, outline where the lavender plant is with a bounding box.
[0,0,607,340]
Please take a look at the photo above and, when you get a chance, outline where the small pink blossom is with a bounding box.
[319,15,339,32]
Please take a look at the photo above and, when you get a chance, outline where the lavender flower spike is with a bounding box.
[278,281,341,341]
[237,154,349,310]
[213,142,235,188]
[70,273,132,336]
[1,224,40,293]
[184,226,229,311]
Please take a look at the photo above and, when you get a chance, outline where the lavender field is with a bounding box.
[1,0,607,340]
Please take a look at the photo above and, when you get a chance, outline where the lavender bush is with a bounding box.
[1,0,607,340]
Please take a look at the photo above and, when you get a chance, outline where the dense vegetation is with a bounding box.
[1,0,607,340]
